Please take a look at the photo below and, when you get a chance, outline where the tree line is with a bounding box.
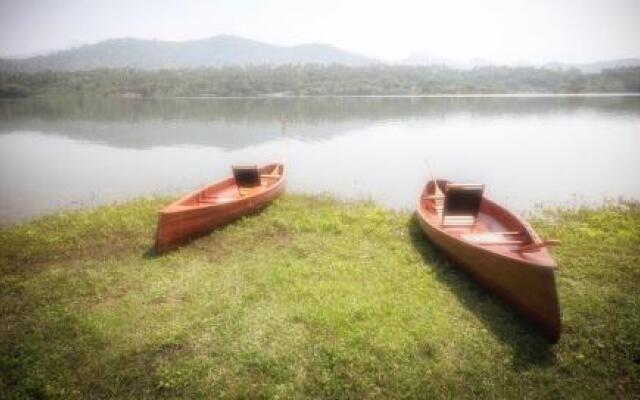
[1,64,639,98]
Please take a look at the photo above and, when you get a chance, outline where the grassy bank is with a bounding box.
[1,195,639,399]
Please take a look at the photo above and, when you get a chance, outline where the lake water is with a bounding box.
[1,95,639,223]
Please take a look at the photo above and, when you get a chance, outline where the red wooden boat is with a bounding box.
[416,179,561,342]
[155,163,286,253]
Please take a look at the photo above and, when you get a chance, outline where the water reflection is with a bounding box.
[2,96,639,149]
[0,96,639,223]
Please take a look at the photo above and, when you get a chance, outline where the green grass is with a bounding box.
[1,194,639,399]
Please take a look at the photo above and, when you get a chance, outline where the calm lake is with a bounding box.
[1,95,639,223]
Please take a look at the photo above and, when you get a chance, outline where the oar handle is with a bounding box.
[280,117,290,165]
[424,159,444,197]
[518,239,561,253]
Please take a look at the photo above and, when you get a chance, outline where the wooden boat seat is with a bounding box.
[441,183,484,227]
[232,165,262,196]
[443,215,476,226]
[462,232,525,245]
[200,196,236,204]
[238,186,263,197]
[233,165,260,184]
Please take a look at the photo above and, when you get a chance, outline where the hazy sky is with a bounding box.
[1,0,639,63]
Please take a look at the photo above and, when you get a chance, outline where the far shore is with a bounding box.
[3,92,640,101]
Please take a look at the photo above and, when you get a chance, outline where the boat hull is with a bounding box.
[155,164,285,253]
[416,180,561,342]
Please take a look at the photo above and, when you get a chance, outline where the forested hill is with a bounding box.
[1,65,639,98]
[0,35,376,73]
[1,34,638,76]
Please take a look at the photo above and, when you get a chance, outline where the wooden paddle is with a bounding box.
[281,117,289,166]
[518,239,561,253]
[424,159,444,198]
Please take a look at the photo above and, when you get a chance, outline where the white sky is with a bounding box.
[0,0,638,63]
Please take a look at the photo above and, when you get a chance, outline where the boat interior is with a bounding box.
[180,164,283,207]
[421,180,557,253]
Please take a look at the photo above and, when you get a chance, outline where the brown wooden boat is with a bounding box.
[416,179,561,342]
[155,163,286,253]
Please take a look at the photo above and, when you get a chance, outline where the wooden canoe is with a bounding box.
[155,163,286,253]
[416,180,561,342]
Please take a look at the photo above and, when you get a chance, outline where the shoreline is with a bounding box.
[2,191,638,227]
[3,92,640,101]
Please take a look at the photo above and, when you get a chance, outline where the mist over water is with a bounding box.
[1,95,639,223]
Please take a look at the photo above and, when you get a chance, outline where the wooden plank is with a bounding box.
[443,215,476,226]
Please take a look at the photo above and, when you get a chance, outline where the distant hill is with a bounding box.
[0,35,376,72]
[0,34,638,80]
